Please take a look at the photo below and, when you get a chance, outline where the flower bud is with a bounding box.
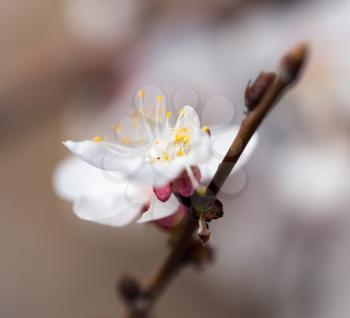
[279,42,309,85]
[245,72,276,111]
[117,274,141,304]
[171,166,201,197]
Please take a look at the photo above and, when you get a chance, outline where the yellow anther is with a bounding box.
[163,152,170,161]
[175,133,185,143]
[201,126,211,136]
[92,136,104,143]
[166,111,172,119]
[179,108,186,117]
[114,124,122,133]
[177,149,184,157]
[137,90,145,98]
[156,95,164,103]
[120,137,130,145]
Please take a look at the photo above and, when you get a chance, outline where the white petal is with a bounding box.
[147,163,185,187]
[175,105,200,130]
[64,140,144,174]
[73,184,151,226]
[137,193,180,223]
[186,132,211,164]
[209,125,258,175]
[53,156,117,202]
[64,140,159,186]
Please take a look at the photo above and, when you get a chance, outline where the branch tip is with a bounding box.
[279,42,309,85]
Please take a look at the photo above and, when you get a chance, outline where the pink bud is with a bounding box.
[171,166,201,197]
[153,183,172,202]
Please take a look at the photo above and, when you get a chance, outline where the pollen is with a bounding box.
[163,152,170,161]
[166,112,172,118]
[183,135,190,144]
[177,149,184,156]
[156,95,164,102]
[120,137,130,145]
[201,126,211,135]
[175,133,185,143]
[114,124,122,133]
[137,90,145,97]
[92,136,104,143]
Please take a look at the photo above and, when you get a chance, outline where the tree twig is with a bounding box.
[118,42,309,318]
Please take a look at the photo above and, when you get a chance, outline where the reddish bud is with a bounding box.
[245,72,276,111]
[171,166,201,197]
[279,42,309,85]
[153,184,172,202]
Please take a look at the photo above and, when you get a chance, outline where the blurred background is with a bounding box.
[1,0,350,317]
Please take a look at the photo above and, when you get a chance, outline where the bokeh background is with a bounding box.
[2,0,350,317]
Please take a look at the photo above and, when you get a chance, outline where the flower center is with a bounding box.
[135,91,194,163]
[147,126,193,163]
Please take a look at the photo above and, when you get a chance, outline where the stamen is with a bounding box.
[163,152,170,161]
[177,149,184,156]
[138,90,145,113]
[114,124,122,133]
[154,95,164,134]
[120,137,130,145]
[185,165,200,189]
[92,136,104,143]
[137,90,145,98]
[156,95,164,103]
[201,126,211,136]
[166,111,172,128]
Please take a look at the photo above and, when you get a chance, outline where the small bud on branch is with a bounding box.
[118,274,142,305]
[245,72,276,111]
[279,42,309,85]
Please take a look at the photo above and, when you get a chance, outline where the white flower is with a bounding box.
[53,91,258,227]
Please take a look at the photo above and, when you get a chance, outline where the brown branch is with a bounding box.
[119,42,309,318]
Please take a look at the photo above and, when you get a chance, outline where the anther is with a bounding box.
[92,136,104,143]
[201,126,211,136]
[137,90,145,98]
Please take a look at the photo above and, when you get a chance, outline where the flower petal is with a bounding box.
[73,184,151,226]
[175,105,200,131]
[64,140,144,173]
[53,156,117,202]
[137,193,180,223]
